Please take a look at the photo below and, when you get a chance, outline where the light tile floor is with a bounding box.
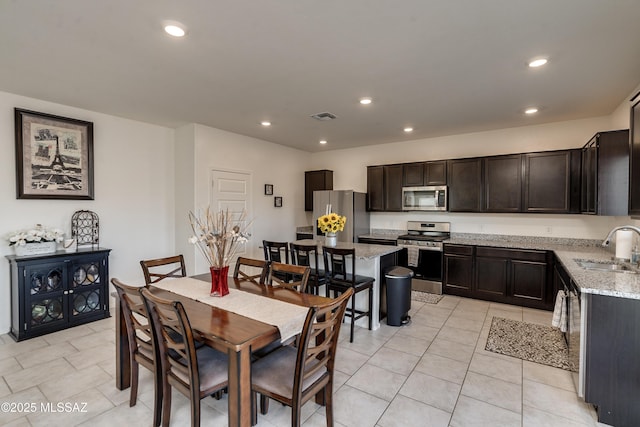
[0,295,609,427]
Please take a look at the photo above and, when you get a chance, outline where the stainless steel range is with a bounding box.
[397,221,450,294]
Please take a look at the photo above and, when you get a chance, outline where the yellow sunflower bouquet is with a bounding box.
[317,212,347,234]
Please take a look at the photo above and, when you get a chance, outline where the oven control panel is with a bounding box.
[397,239,443,250]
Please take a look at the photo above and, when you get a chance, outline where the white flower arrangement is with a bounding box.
[188,208,251,268]
[7,224,65,246]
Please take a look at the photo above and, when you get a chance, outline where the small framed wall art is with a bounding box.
[274,196,283,207]
[264,184,273,195]
[14,108,94,200]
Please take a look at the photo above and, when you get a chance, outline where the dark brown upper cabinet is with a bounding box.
[384,164,404,211]
[629,99,640,217]
[366,166,384,211]
[367,164,403,211]
[403,161,448,187]
[524,150,581,213]
[448,158,483,212]
[304,170,333,211]
[580,130,629,216]
[425,161,447,185]
[402,162,425,186]
[483,154,522,212]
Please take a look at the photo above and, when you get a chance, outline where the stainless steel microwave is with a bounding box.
[402,186,447,211]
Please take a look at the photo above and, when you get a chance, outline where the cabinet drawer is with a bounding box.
[476,246,546,262]
[444,244,474,256]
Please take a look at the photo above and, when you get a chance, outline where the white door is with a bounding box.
[210,170,252,260]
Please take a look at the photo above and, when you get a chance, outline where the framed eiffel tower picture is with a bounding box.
[15,108,94,200]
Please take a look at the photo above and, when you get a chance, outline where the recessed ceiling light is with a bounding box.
[319,140,327,145]
[260,121,271,127]
[163,21,187,37]
[528,58,548,68]
[525,107,539,115]
[359,98,372,105]
[404,127,414,133]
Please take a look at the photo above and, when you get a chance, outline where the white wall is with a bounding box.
[175,124,312,274]
[0,91,176,333]
[309,114,635,239]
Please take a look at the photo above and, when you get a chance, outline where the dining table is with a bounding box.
[114,273,331,427]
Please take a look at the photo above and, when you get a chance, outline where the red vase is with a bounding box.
[210,266,230,297]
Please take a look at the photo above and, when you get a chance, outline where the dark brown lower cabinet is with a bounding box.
[585,294,640,426]
[443,244,474,294]
[444,244,552,310]
[475,254,507,298]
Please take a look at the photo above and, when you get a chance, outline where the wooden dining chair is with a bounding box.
[251,288,353,427]
[140,288,229,427]
[290,242,326,295]
[233,256,269,283]
[140,255,187,285]
[322,246,374,343]
[266,262,311,293]
[111,278,162,427]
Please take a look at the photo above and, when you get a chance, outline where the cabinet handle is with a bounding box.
[69,289,74,294]
[63,290,68,295]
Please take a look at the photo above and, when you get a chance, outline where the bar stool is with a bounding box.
[322,246,374,343]
[290,242,326,295]
[263,240,290,282]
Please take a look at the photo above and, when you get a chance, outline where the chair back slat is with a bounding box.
[140,255,187,284]
[234,257,268,283]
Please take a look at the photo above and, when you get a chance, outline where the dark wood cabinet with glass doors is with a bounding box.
[7,248,111,341]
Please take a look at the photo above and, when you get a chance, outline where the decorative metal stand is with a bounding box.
[71,210,99,250]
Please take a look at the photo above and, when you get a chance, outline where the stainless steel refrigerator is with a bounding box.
[313,190,370,243]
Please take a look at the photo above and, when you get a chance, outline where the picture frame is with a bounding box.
[274,196,283,207]
[15,108,94,200]
[264,184,273,195]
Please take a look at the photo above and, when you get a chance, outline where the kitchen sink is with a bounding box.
[575,259,639,274]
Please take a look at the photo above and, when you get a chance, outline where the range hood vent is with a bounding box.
[310,112,337,121]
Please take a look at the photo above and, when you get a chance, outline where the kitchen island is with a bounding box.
[292,238,402,330]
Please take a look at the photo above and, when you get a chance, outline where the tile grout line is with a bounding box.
[372,296,463,426]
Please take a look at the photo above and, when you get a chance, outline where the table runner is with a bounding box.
[152,277,309,342]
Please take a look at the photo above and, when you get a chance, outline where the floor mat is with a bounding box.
[485,316,573,371]
[411,290,443,304]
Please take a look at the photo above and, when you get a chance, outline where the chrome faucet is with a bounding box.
[601,225,640,247]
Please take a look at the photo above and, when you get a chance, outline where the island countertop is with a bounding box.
[292,238,402,260]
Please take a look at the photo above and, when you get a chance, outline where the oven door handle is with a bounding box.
[397,243,442,252]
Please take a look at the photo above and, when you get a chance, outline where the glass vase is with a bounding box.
[210,265,230,297]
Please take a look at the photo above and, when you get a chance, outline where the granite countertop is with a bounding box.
[295,225,314,233]
[292,238,401,260]
[554,249,640,300]
[358,233,402,241]
[358,229,405,241]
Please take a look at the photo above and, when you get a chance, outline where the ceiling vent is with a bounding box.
[310,112,337,121]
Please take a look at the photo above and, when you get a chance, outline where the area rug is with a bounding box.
[411,290,443,304]
[485,317,572,371]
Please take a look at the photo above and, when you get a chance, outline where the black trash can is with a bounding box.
[385,266,414,326]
